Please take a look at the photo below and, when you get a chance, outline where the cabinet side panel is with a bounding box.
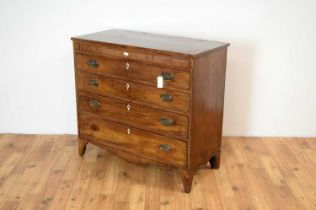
[189,48,228,168]
[72,41,80,136]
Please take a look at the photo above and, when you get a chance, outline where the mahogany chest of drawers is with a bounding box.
[71,29,229,193]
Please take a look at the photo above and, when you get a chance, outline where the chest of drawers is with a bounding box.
[71,29,229,193]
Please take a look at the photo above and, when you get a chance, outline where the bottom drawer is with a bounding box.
[79,113,187,167]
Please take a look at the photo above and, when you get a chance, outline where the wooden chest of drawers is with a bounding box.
[71,29,229,193]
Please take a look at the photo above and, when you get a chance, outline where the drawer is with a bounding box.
[77,72,128,98]
[76,53,190,90]
[75,42,191,69]
[78,92,188,139]
[77,72,190,112]
[79,113,187,166]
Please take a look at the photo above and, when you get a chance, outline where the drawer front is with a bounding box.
[77,72,190,112]
[76,53,190,90]
[75,42,191,69]
[78,92,188,139]
[77,72,129,99]
[79,113,187,166]
[129,83,189,112]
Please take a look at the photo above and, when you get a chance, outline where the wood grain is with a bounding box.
[76,53,191,90]
[72,29,229,57]
[0,134,316,210]
[189,47,228,169]
[78,113,187,167]
[74,41,191,69]
[72,30,229,193]
[78,92,189,139]
[77,72,190,113]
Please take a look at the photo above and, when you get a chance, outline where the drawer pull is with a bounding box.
[160,72,174,81]
[90,124,99,131]
[89,100,101,108]
[88,79,99,87]
[160,93,173,102]
[126,62,130,70]
[87,59,99,68]
[127,128,131,135]
[159,144,172,152]
[123,51,129,57]
[127,104,131,111]
[160,118,175,126]
[125,83,130,90]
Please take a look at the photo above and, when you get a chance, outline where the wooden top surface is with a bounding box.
[72,29,229,56]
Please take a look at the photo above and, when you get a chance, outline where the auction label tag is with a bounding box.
[157,76,163,88]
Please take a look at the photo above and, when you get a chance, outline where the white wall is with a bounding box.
[0,0,315,137]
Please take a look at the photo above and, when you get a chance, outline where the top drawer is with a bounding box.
[74,42,191,69]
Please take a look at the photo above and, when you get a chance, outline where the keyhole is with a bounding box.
[90,124,98,131]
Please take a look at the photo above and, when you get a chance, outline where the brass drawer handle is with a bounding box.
[160,93,173,102]
[160,118,175,126]
[89,100,100,108]
[87,59,99,68]
[88,79,99,87]
[160,72,174,81]
[159,144,172,152]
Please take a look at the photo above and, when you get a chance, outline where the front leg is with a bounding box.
[178,168,195,193]
[78,138,88,156]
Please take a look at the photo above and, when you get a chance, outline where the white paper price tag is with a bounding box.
[157,76,163,88]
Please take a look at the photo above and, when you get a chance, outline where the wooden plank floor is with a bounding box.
[0,135,315,210]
